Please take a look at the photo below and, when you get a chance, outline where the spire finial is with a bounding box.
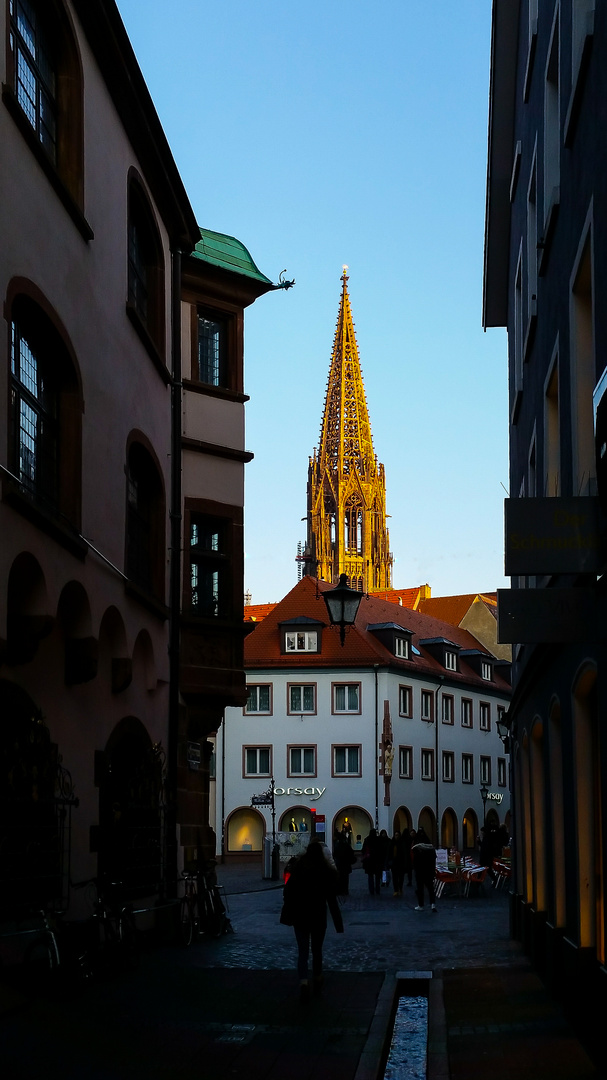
[342,264,349,285]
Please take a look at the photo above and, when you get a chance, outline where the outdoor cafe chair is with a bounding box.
[461,866,487,898]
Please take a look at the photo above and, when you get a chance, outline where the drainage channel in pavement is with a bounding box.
[382,972,431,1080]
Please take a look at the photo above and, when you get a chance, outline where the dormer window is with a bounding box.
[395,637,409,659]
[481,661,493,681]
[280,617,323,654]
[419,637,461,671]
[367,622,413,659]
[286,629,318,653]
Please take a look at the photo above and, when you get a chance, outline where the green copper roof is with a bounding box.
[191,227,273,285]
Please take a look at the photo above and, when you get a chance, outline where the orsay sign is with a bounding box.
[273,786,326,799]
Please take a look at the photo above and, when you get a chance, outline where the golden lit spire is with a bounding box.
[305,272,392,592]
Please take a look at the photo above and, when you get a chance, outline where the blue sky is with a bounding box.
[116,1,509,603]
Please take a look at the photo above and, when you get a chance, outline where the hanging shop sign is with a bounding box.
[504,496,604,576]
[186,742,201,771]
[251,794,273,806]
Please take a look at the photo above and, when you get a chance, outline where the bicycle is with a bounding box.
[71,877,138,976]
[179,871,197,946]
[0,909,62,981]
[179,868,230,945]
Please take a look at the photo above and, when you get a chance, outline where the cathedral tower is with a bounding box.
[305,270,393,592]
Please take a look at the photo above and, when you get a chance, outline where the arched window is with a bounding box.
[127,176,165,360]
[6,0,85,215]
[8,288,82,526]
[125,440,165,601]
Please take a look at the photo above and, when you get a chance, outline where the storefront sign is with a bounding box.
[504,496,603,576]
[273,786,326,799]
[486,792,504,804]
[497,587,598,643]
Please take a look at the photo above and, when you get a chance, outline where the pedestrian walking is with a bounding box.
[361,828,383,895]
[378,828,391,887]
[388,829,406,896]
[280,839,344,1001]
[334,830,356,895]
[403,828,414,887]
[412,828,437,911]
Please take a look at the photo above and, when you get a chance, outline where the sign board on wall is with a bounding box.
[504,497,603,576]
[497,587,599,643]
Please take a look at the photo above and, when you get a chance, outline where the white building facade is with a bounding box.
[214,578,511,861]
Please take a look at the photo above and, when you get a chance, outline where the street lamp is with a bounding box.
[322,574,363,645]
[480,782,489,826]
[497,711,511,755]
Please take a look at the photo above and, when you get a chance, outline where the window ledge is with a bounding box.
[509,141,522,203]
[511,387,523,426]
[564,18,594,147]
[124,578,169,620]
[126,302,170,384]
[2,84,93,243]
[523,308,537,363]
[538,192,560,276]
[2,477,87,560]
[523,26,538,103]
[182,379,249,404]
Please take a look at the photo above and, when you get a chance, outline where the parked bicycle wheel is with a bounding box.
[179,897,194,946]
[118,908,139,966]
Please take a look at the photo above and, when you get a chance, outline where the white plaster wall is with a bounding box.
[216,666,511,856]
[183,391,245,450]
[182,449,244,506]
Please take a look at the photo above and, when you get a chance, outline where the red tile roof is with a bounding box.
[244,602,278,622]
[368,586,430,610]
[244,577,511,692]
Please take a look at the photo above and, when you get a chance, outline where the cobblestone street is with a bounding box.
[213,862,518,974]
[0,862,599,1079]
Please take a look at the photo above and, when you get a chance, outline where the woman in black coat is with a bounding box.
[281,840,344,1000]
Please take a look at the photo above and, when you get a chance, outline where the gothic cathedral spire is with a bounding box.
[305,269,393,592]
